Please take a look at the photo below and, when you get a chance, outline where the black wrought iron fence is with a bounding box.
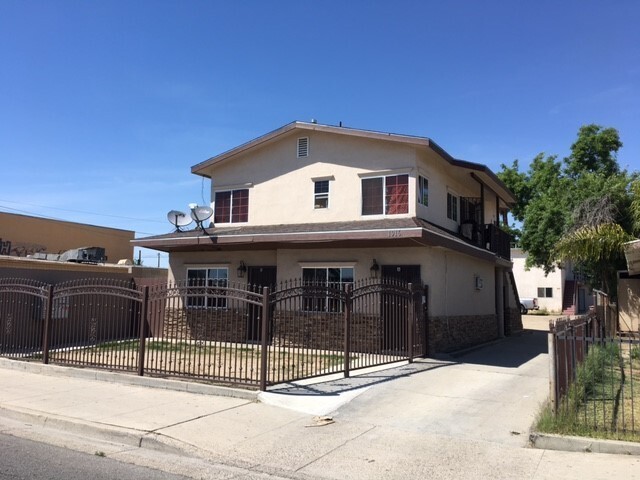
[0,277,427,390]
[549,314,640,439]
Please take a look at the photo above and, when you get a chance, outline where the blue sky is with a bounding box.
[1,1,639,266]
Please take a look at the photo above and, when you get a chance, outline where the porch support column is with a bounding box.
[496,267,505,338]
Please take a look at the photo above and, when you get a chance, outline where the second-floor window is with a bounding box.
[362,174,409,216]
[418,176,429,207]
[447,192,458,222]
[215,189,248,223]
[314,180,329,209]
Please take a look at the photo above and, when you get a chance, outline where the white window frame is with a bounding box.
[313,179,330,209]
[361,173,410,216]
[418,175,429,207]
[186,267,229,309]
[214,189,249,224]
[301,266,355,313]
[447,190,459,223]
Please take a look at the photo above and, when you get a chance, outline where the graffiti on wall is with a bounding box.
[0,238,48,257]
[0,239,11,255]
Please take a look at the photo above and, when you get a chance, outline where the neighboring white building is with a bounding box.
[136,121,522,352]
[512,247,592,315]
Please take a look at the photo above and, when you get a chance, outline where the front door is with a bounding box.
[247,266,277,342]
[381,265,421,352]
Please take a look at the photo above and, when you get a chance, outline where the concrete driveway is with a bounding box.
[334,326,550,448]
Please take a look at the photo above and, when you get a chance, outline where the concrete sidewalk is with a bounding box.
[1,333,640,479]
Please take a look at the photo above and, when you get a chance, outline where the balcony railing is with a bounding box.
[458,222,511,260]
[482,224,511,260]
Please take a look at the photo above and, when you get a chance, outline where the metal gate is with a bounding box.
[0,277,426,390]
[0,278,49,357]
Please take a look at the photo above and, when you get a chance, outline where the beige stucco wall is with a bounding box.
[209,131,435,226]
[0,212,134,263]
[511,248,565,312]
[200,129,511,243]
[168,245,496,318]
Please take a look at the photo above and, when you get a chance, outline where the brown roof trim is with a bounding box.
[133,218,501,263]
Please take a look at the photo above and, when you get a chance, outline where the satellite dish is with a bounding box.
[190,205,214,233]
[167,210,192,232]
[190,206,213,223]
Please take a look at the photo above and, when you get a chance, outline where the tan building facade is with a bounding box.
[0,212,134,263]
[136,121,521,353]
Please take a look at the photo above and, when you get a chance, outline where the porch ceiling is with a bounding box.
[134,218,500,263]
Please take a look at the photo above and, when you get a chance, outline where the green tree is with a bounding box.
[499,125,635,295]
[565,124,623,178]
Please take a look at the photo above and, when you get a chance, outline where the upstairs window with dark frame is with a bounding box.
[537,287,553,298]
[302,267,354,312]
[361,174,409,216]
[447,192,459,222]
[418,175,429,207]
[214,189,248,223]
[314,180,329,209]
[186,267,228,308]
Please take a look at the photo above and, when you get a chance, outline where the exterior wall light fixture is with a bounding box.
[370,259,380,278]
[237,261,247,278]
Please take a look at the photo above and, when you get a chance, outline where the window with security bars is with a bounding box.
[361,174,409,216]
[302,267,354,312]
[214,189,248,223]
[186,268,228,308]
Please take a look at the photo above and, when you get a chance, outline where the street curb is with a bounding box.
[530,432,640,455]
[0,358,258,402]
[0,404,188,456]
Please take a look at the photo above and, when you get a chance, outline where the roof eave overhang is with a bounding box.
[133,225,503,264]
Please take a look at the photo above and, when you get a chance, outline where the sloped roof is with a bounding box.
[133,217,505,265]
[191,121,516,205]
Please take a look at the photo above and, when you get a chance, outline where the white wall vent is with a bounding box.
[297,137,309,158]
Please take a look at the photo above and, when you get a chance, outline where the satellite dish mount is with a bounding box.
[167,210,193,232]
[190,205,214,234]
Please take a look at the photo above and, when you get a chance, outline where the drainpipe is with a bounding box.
[496,268,505,337]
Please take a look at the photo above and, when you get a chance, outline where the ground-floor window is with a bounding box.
[537,287,553,298]
[187,267,228,308]
[302,267,354,312]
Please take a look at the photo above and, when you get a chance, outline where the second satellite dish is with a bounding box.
[167,210,193,231]
[190,205,213,233]
[190,206,213,223]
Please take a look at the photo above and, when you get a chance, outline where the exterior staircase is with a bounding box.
[562,280,576,315]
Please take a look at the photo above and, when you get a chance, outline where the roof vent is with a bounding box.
[297,137,309,158]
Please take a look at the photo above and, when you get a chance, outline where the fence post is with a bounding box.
[548,322,558,414]
[344,284,352,379]
[407,283,414,363]
[259,286,270,391]
[423,285,429,357]
[42,285,54,365]
[137,286,149,377]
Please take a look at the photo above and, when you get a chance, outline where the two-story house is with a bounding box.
[135,121,521,353]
